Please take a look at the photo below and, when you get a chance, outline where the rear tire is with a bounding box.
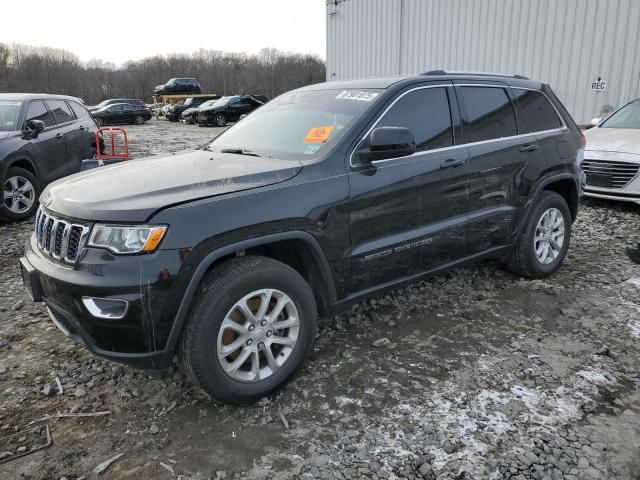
[1,167,39,221]
[134,115,144,125]
[179,256,317,405]
[506,191,571,279]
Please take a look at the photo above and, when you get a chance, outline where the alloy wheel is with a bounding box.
[2,175,35,214]
[217,289,300,383]
[534,207,565,265]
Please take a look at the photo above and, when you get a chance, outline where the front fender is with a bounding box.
[158,230,336,368]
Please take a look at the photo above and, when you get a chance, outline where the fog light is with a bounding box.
[82,297,129,319]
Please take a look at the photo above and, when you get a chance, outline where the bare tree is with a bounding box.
[0,43,326,104]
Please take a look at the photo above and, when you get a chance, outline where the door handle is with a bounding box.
[440,158,465,169]
[520,144,538,152]
[55,133,64,139]
[79,125,86,131]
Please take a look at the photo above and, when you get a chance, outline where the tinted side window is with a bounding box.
[376,87,453,152]
[459,87,517,142]
[69,101,88,119]
[47,100,75,124]
[25,100,55,128]
[513,89,562,133]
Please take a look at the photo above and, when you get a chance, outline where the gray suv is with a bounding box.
[0,93,97,221]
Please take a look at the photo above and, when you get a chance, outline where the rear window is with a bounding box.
[69,101,88,119]
[25,100,55,128]
[459,86,517,143]
[512,89,562,133]
[47,100,75,124]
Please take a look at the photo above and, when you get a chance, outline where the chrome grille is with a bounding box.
[35,208,90,263]
[581,159,640,189]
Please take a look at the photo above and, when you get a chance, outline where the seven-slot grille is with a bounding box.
[35,208,90,263]
[581,159,640,189]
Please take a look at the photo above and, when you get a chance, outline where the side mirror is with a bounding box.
[24,119,45,138]
[590,117,602,126]
[358,126,416,162]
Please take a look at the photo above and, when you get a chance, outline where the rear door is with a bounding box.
[47,99,84,176]
[23,100,68,183]
[348,84,469,292]
[67,100,96,159]
[511,87,568,177]
[455,83,543,254]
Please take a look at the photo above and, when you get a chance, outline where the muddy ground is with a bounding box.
[0,119,639,480]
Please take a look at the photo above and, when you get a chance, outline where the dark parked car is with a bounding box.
[21,72,583,404]
[88,99,145,113]
[165,96,219,122]
[92,103,152,126]
[154,78,202,96]
[180,99,219,124]
[196,95,268,126]
[0,93,97,221]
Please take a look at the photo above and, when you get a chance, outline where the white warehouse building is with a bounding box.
[325,0,640,124]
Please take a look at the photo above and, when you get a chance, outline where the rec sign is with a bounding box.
[591,78,607,92]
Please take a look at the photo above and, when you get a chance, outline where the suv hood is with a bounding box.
[43,149,302,222]
[585,127,640,155]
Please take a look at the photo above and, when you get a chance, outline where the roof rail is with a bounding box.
[420,70,529,80]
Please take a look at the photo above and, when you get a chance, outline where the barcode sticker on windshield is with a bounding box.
[0,101,21,106]
[336,91,379,102]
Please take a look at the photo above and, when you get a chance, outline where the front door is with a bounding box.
[348,84,469,293]
[23,100,68,184]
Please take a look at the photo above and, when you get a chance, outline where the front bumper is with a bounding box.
[21,234,187,373]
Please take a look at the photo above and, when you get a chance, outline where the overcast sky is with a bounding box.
[2,0,326,65]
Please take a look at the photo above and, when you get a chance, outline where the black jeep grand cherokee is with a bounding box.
[21,72,584,404]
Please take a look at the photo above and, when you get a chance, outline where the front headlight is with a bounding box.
[88,225,167,254]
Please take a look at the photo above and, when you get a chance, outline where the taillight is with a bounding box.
[579,133,586,148]
[144,107,151,113]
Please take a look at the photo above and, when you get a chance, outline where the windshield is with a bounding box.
[198,100,216,108]
[0,100,22,131]
[208,89,381,160]
[207,96,234,109]
[601,101,640,129]
[95,100,110,109]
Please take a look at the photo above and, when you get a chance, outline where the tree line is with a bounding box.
[0,43,326,105]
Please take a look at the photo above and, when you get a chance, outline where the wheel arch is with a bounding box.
[160,231,337,367]
[541,176,579,221]
[2,156,39,181]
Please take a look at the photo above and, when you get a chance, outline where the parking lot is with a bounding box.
[1,119,639,480]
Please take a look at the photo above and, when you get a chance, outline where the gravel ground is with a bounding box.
[1,119,639,480]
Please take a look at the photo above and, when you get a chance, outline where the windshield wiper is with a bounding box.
[220,148,261,157]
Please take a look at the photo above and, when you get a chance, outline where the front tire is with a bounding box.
[1,167,39,221]
[214,113,227,127]
[506,191,571,279]
[179,256,317,405]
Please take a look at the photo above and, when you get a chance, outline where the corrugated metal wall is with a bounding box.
[326,0,640,124]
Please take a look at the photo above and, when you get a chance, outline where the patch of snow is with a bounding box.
[629,319,640,338]
[625,277,640,287]
[576,369,616,386]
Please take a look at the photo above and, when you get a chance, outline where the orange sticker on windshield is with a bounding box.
[304,126,334,144]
